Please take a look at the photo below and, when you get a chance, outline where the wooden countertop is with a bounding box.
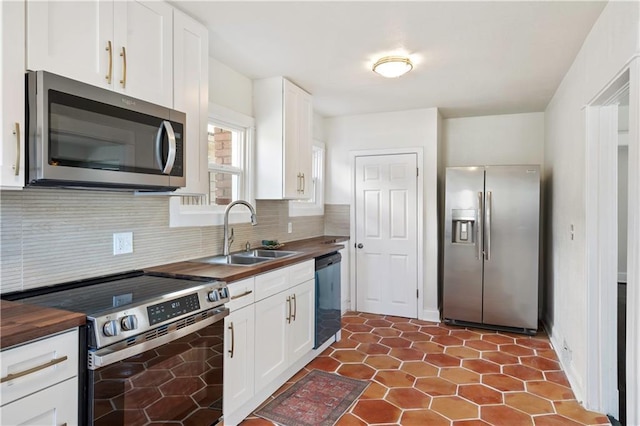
[0,300,86,350]
[146,235,349,282]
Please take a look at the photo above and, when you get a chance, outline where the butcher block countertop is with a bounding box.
[146,235,349,282]
[0,300,86,350]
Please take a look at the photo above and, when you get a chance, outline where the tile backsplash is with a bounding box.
[0,189,324,293]
[324,204,350,236]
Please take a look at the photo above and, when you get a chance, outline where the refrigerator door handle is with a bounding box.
[485,191,492,261]
[477,191,483,260]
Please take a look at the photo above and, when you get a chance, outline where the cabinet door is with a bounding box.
[1,0,25,189]
[288,279,315,364]
[113,0,173,107]
[172,9,209,195]
[282,79,300,198]
[26,0,113,89]
[254,293,289,393]
[0,377,78,426]
[224,306,255,417]
[296,89,313,198]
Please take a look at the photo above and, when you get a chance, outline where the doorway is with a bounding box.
[585,61,638,425]
[352,151,421,318]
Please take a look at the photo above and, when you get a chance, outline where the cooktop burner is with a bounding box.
[14,272,215,315]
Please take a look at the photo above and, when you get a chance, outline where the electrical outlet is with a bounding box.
[288,222,293,233]
[113,232,133,255]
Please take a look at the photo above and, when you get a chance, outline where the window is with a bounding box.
[207,124,247,207]
[170,104,254,227]
[289,142,325,216]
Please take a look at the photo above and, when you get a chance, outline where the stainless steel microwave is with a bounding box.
[26,71,186,191]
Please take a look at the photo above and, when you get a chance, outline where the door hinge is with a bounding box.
[416,168,419,177]
[416,289,419,298]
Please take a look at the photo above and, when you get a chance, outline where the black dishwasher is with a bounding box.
[314,252,342,349]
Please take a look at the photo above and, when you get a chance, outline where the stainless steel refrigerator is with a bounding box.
[442,165,540,334]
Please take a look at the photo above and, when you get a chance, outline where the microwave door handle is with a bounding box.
[155,121,177,175]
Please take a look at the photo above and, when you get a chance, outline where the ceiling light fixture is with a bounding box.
[372,56,413,78]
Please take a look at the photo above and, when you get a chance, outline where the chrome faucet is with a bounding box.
[223,200,258,256]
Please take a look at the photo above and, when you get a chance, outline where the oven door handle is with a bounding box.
[88,307,229,369]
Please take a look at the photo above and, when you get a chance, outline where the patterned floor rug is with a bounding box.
[255,370,369,426]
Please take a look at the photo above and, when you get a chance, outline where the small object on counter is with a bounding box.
[262,240,284,249]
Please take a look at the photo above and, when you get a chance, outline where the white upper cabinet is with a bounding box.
[0,0,25,189]
[172,9,209,195]
[27,0,173,108]
[254,77,312,200]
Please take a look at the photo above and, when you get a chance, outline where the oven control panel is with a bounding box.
[88,280,229,349]
[147,293,201,325]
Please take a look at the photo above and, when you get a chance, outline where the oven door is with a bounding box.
[88,308,227,426]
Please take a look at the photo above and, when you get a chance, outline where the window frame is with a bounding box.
[289,141,325,217]
[170,103,255,227]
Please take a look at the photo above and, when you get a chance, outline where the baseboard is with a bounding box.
[542,317,586,404]
[422,307,441,323]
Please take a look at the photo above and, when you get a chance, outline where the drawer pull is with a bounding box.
[230,290,253,300]
[0,356,68,384]
[228,322,235,358]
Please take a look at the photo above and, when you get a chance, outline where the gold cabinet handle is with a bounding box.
[286,296,292,323]
[291,293,297,321]
[105,41,113,84]
[228,322,235,358]
[119,46,127,88]
[230,290,253,300]
[0,356,68,384]
[12,122,20,176]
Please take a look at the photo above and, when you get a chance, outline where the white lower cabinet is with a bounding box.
[254,289,290,391]
[288,280,315,364]
[254,278,315,393]
[224,304,255,416]
[1,376,78,426]
[224,260,316,425]
[0,328,79,426]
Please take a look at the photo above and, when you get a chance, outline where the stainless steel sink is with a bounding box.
[192,254,272,266]
[236,250,299,259]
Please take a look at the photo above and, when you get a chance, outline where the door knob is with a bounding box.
[357,243,364,249]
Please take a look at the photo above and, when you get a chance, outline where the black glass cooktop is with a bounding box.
[2,271,215,315]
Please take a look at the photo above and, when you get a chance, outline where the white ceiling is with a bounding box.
[172,1,606,118]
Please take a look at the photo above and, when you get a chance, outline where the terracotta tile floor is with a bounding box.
[240,312,610,426]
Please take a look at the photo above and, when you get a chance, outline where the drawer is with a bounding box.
[1,328,79,406]
[227,277,255,311]
[1,376,78,425]
[288,260,314,284]
[255,267,289,301]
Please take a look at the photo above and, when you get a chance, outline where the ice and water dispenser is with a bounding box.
[451,209,476,244]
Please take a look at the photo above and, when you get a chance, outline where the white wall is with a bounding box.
[443,112,544,167]
[325,108,440,321]
[544,0,639,405]
[209,57,253,116]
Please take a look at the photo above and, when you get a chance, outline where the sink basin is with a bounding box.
[236,250,299,259]
[192,254,272,266]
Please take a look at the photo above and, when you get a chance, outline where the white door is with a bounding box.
[355,153,418,318]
